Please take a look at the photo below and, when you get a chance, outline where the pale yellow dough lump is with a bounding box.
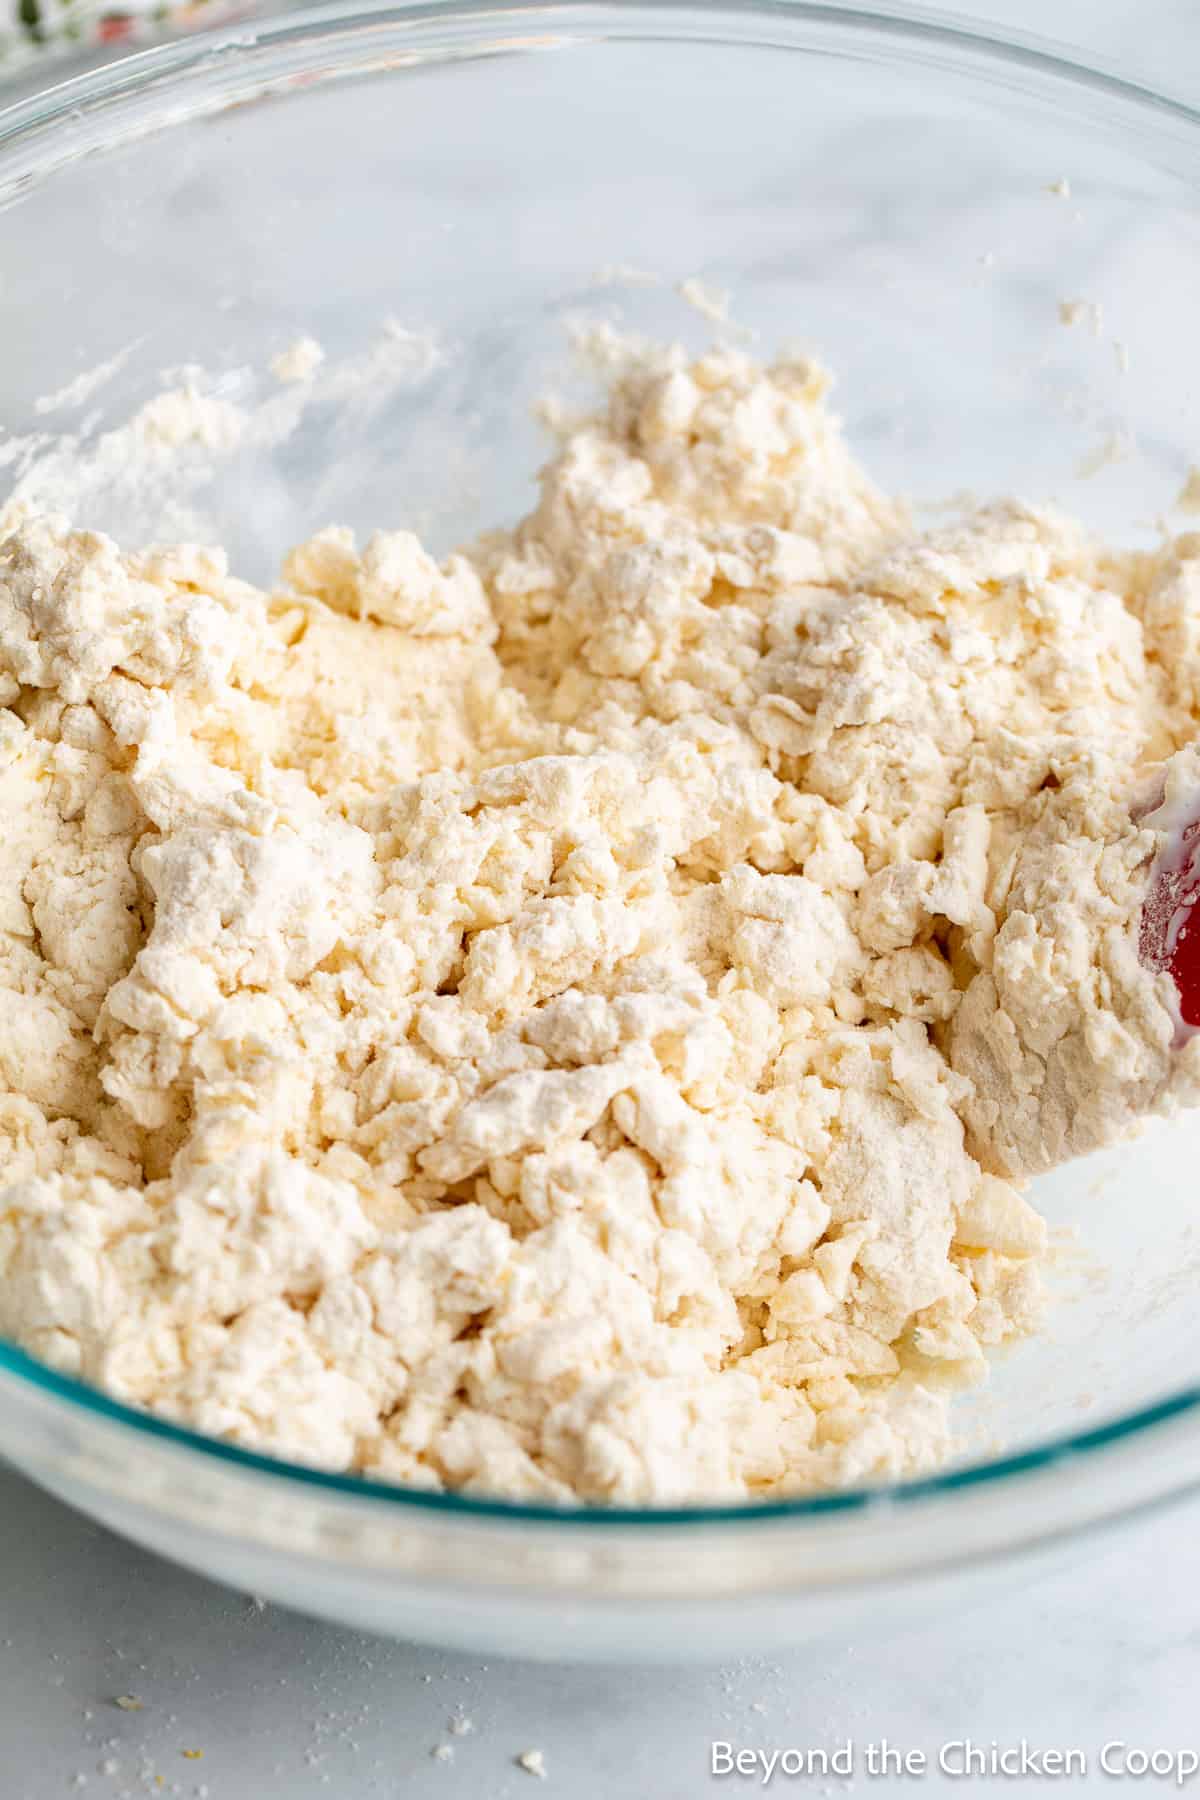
[2,340,1200,1504]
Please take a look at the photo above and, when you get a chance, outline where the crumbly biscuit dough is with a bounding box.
[2,340,1198,1503]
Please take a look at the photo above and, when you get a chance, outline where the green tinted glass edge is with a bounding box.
[2,1340,1197,1526]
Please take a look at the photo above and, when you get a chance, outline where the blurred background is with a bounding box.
[2,0,1197,98]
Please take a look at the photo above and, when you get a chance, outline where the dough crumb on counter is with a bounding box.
[2,334,1198,1505]
[270,336,326,385]
[1057,296,1103,334]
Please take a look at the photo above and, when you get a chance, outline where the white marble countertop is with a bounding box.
[2,5,1199,1797]
[2,1460,1198,1799]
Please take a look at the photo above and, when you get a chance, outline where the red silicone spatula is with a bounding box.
[1140,799,1200,1030]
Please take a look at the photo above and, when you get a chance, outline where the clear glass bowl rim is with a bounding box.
[0,0,1198,1533]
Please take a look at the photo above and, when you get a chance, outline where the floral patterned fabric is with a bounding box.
[1,0,250,67]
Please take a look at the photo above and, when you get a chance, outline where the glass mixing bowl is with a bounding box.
[1,0,1199,1660]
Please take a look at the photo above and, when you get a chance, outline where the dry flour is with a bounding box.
[2,336,1199,1503]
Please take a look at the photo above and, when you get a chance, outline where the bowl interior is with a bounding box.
[1,3,1199,1503]
[4,9,1199,580]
